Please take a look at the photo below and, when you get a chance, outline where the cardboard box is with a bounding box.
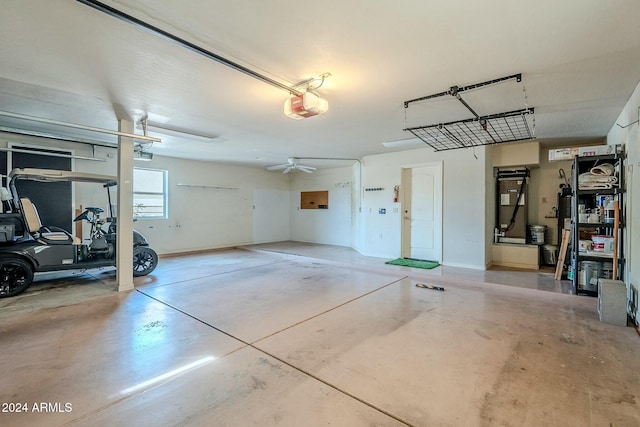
[578,145,616,157]
[549,145,618,162]
[548,147,578,162]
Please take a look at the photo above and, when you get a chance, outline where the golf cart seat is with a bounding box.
[20,198,81,245]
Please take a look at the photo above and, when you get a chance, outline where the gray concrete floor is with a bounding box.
[1,242,638,426]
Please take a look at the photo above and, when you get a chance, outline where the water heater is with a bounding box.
[496,168,529,244]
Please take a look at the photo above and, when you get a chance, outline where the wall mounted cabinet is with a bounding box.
[300,191,329,209]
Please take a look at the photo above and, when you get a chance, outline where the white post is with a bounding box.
[116,119,135,292]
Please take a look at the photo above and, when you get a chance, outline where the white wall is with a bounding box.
[290,166,353,246]
[135,155,290,254]
[359,147,488,269]
[0,133,497,270]
[0,134,291,254]
[253,187,290,244]
[607,79,640,321]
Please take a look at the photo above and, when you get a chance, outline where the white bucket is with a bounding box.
[592,235,614,252]
[529,225,546,245]
[604,201,616,224]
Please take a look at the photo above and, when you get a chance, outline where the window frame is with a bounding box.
[133,167,168,220]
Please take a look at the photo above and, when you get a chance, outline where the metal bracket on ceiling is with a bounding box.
[403,73,522,108]
[290,72,332,94]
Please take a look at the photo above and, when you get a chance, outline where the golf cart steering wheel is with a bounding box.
[73,207,104,223]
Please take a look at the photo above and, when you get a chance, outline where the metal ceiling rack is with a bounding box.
[403,74,535,151]
[405,108,534,152]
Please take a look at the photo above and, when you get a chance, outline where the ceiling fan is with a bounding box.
[266,157,317,174]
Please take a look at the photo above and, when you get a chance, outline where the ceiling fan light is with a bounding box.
[266,157,317,173]
[284,92,328,119]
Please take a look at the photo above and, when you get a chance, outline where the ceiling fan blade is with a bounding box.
[297,166,315,173]
[266,163,289,171]
[268,158,316,173]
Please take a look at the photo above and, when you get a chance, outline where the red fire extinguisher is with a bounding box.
[393,185,400,203]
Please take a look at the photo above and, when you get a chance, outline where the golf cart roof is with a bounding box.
[8,168,117,185]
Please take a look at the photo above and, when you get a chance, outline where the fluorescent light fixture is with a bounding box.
[382,137,426,148]
[0,147,106,162]
[0,110,159,143]
[136,121,220,143]
[284,92,329,120]
[119,356,216,396]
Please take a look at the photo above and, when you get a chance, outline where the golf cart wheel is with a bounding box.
[133,246,158,277]
[0,257,34,298]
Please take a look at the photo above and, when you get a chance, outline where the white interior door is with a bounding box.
[402,164,442,262]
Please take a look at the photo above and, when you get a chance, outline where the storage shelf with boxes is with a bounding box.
[569,147,625,296]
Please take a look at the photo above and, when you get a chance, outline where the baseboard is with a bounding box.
[492,261,540,270]
[443,262,486,270]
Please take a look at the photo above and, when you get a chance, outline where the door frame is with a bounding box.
[400,161,443,262]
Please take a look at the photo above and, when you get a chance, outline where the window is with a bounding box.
[133,167,167,219]
[300,191,329,209]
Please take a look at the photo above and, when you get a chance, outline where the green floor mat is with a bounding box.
[385,258,440,269]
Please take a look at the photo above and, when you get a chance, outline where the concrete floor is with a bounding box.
[1,242,638,426]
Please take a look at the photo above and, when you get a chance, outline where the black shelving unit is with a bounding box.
[571,149,625,296]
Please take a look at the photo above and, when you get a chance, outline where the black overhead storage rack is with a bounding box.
[403,74,535,152]
[405,109,534,151]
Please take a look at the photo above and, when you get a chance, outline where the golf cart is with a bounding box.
[0,168,158,298]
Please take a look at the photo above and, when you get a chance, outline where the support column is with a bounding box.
[116,119,135,292]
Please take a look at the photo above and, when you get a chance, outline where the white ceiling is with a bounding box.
[1,0,640,170]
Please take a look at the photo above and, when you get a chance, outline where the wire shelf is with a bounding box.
[403,74,535,152]
[404,108,534,152]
